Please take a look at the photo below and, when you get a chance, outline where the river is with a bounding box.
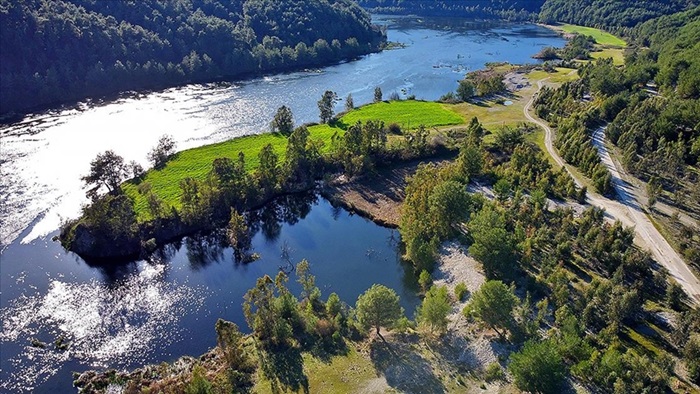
[0,16,564,392]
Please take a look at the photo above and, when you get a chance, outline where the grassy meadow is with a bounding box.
[340,100,464,129]
[558,23,627,47]
[124,100,466,221]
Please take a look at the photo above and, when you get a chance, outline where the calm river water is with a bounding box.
[0,16,564,392]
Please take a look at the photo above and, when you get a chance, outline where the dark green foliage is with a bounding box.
[81,193,137,240]
[345,94,354,111]
[456,79,476,101]
[494,126,525,154]
[539,0,693,28]
[468,205,517,280]
[374,86,383,103]
[318,91,339,123]
[334,120,387,175]
[457,141,484,181]
[358,0,544,21]
[533,46,559,60]
[418,270,432,293]
[0,0,384,116]
[186,365,213,394]
[355,284,403,339]
[255,144,280,196]
[466,280,516,339]
[685,334,700,383]
[81,150,129,198]
[400,163,473,271]
[465,72,507,97]
[509,339,566,394]
[271,106,294,136]
[147,135,176,169]
[416,285,451,335]
[499,142,578,199]
[560,35,594,61]
[534,79,613,195]
[214,319,255,391]
[227,208,250,255]
[454,282,468,302]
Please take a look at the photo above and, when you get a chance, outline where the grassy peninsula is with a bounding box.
[124,100,465,221]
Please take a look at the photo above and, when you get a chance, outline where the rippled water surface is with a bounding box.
[0,16,564,392]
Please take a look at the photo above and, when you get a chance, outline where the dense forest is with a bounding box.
[357,0,543,20]
[0,0,384,117]
[539,0,696,28]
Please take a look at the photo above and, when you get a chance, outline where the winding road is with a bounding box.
[524,79,700,305]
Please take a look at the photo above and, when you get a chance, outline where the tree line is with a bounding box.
[0,0,385,117]
[357,0,543,21]
[538,0,695,29]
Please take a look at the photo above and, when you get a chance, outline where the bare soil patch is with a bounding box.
[321,158,449,228]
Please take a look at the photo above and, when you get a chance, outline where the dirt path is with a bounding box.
[524,79,700,305]
[591,126,700,304]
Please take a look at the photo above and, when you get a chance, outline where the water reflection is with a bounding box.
[0,263,205,393]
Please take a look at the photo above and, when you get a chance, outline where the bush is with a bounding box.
[388,122,402,135]
[509,339,566,394]
[484,362,505,382]
[419,270,432,293]
[455,282,468,302]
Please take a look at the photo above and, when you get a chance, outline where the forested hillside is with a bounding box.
[357,0,544,20]
[538,0,695,28]
[0,0,384,116]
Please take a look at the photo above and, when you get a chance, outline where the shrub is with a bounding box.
[455,282,468,301]
[484,362,505,382]
[388,122,402,135]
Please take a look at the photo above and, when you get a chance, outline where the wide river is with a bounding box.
[0,16,564,392]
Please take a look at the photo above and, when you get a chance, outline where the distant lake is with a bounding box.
[0,15,565,392]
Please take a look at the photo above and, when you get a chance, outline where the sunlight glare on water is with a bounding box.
[0,263,204,393]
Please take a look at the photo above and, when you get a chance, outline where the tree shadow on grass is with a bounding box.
[369,337,445,394]
[259,346,309,394]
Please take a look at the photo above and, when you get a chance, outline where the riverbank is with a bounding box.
[321,156,454,228]
[70,242,512,394]
[60,99,466,260]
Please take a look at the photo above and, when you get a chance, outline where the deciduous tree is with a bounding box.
[82,150,129,198]
[271,105,294,136]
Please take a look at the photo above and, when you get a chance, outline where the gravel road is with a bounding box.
[524,79,700,305]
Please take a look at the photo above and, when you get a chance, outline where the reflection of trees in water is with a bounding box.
[185,231,227,270]
[88,260,140,287]
[248,192,318,242]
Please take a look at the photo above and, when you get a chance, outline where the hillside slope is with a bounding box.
[0,0,384,116]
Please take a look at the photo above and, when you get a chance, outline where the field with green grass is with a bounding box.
[340,100,464,130]
[124,126,339,221]
[124,100,466,221]
[253,346,380,394]
[591,47,625,66]
[558,24,627,47]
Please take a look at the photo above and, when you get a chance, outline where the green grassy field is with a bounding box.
[340,100,464,130]
[252,346,381,394]
[527,67,579,84]
[558,24,627,47]
[124,126,339,221]
[591,47,625,66]
[124,100,466,221]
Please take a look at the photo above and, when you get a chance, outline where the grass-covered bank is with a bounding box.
[61,98,470,259]
[557,23,627,47]
[124,100,465,221]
